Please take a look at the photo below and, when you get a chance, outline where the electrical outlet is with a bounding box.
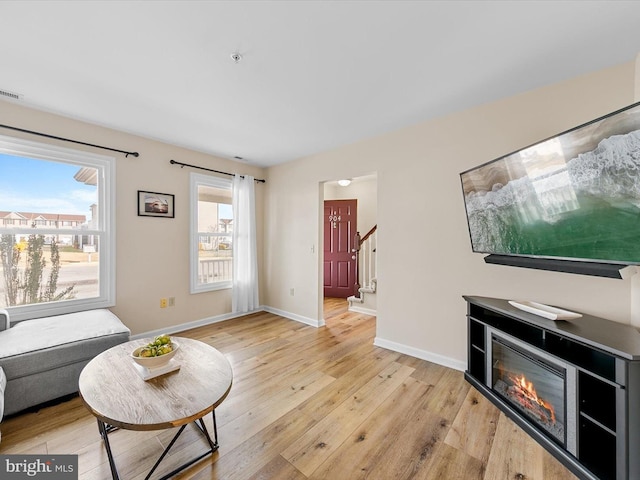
[160,298,167,308]
[290,288,295,296]
[168,297,175,307]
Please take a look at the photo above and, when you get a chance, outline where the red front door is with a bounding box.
[324,199,357,298]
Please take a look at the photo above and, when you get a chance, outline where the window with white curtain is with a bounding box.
[0,134,115,322]
[190,173,233,293]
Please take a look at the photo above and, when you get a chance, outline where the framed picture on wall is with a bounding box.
[137,190,175,218]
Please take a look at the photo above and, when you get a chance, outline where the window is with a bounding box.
[0,134,115,321]
[190,173,233,293]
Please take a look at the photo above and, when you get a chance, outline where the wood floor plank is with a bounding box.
[217,369,335,454]
[347,380,461,480]
[307,376,434,480]
[78,432,166,480]
[45,415,102,455]
[444,387,500,463]
[132,427,218,480]
[246,455,305,480]
[422,368,471,422]
[0,298,579,480]
[281,361,415,476]
[0,440,48,455]
[415,442,486,480]
[188,408,316,480]
[73,438,113,477]
[1,394,89,443]
[400,354,449,385]
[214,356,325,427]
[484,413,578,480]
[296,346,399,421]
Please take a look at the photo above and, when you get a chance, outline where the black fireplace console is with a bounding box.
[464,295,640,480]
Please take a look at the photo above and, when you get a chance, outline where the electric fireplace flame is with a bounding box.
[508,373,556,425]
[492,339,566,445]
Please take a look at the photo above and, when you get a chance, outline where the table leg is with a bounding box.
[149,412,219,480]
[97,411,220,480]
[97,419,119,480]
[194,411,218,451]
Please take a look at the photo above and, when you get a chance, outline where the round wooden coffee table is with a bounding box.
[79,337,233,480]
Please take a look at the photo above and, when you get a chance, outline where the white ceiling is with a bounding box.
[2,1,640,167]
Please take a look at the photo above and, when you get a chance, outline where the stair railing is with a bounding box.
[352,225,377,299]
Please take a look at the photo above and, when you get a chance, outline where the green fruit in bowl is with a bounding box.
[157,344,173,355]
[134,335,175,358]
[131,338,179,368]
[153,334,171,346]
[139,346,155,358]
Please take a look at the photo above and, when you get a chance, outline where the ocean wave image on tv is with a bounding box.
[463,129,640,263]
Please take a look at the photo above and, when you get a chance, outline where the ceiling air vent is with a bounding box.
[0,89,23,100]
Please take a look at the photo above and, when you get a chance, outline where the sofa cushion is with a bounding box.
[0,309,130,381]
[0,309,128,359]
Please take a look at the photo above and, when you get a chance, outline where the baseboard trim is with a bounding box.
[374,337,466,372]
[132,305,323,340]
[262,306,324,327]
[130,309,263,340]
[348,305,377,316]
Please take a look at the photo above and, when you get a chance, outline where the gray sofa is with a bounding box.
[0,308,130,421]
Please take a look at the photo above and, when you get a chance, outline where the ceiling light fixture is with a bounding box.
[337,179,351,187]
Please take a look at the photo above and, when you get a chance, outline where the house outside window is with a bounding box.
[190,173,233,293]
[0,134,115,322]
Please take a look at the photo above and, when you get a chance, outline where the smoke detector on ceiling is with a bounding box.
[230,52,243,64]
[0,88,23,101]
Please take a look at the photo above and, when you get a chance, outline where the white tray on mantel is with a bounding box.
[508,300,583,321]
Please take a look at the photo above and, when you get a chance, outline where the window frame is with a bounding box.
[190,172,233,293]
[0,134,116,321]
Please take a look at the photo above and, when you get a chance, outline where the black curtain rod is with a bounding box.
[0,124,139,158]
[170,159,266,183]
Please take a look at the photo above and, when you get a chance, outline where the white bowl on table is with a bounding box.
[131,341,179,369]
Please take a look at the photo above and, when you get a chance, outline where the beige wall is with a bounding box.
[0,101,266,335]
[264,60,637,368]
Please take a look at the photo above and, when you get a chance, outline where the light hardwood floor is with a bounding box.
[0,298,578,479]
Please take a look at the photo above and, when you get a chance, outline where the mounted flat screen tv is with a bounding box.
[460,101,640,268]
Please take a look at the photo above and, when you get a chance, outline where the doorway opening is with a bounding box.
[322,173,377,321]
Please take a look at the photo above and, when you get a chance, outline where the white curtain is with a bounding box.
[232,174,259,313]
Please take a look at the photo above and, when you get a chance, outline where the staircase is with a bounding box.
[348,225,377,315]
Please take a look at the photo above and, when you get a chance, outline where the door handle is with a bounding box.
[352,255,356,260]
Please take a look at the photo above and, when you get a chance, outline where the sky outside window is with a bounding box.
[0,154,97,215]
